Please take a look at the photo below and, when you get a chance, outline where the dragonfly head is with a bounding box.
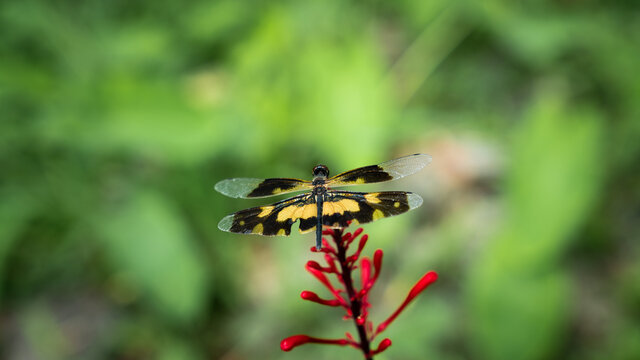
[312,164,329,179]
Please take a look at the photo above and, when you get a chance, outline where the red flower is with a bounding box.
[281,226,438,359]
[280,335,350,351]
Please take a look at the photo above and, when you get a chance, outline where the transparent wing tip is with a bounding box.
[214,178,255,198]
[214,179,237,197]
[410,153,432,168]
[380,153,433,179]
[214,180,225,193]
[418,153,432,164]
[407,193,423,209]
[218,214,234,232]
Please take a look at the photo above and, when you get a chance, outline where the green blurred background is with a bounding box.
[2,0,639,359]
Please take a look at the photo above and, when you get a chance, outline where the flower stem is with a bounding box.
[332,230,372,360]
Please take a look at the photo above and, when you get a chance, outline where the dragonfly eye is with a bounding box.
[312,165,329,178]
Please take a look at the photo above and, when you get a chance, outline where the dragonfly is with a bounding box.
[215,153,432,250]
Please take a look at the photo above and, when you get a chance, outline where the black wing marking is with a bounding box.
[297,190,423,233]
[218,194,315,236]
[326,153,432,187]
[215,178,312,198]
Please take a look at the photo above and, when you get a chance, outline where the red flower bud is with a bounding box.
[372,249,383,283]
[301,291,342,307]
[281,335,310,351]
[371,338,392,355]
[305,261,346,305]
[280,335,349,351]
[321,238,337,254]
[322,228,335,235]
[357,234,369,254]
[306,263,333,288]
[408,271,438,299]
[360,256,372,290]
[376,271,438,335]
[345,332,355,342]
[324,253,339,274]
[345,227,363,246]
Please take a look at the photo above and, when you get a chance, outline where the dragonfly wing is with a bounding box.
[327,153,431,187]
[215,177,312,198]
[297,190,423,233]
[218,194,315,235]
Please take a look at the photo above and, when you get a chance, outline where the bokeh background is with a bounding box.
[2,0,639,359]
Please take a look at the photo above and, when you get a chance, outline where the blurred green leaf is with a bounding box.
[226,3,396,164]
[468,83,604,360]
[20,304,69,360]
[0,190,36,299]
[2,0,639,358]
[98,191,208,323]
[157,339,203,360]
[507,83,603,259]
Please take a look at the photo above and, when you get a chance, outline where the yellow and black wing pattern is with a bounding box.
[216,154,430,242]
[218,194,313,236]
[298,191,423,233]
[218,190,423,236]
[214,177,312,198]
[327,153,431,187]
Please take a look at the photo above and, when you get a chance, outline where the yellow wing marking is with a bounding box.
[252,223,263,234]
[276,203,317,222]
[323,198,360,216]
[364,193,382,204]
[372,209,385,221]
[276,205,298,222]
[257,206,274,217]
[301,203,317,219]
